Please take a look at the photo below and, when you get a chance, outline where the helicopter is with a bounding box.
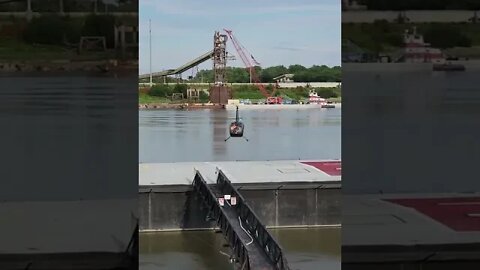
[225,106,249,142]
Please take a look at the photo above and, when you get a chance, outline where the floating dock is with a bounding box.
[140,160,341,186]
[225,103,341,110]
[343,193,480,268]
[139,160,342,231]
[0,198,137,269]
[192,170,288,270]
[138,103,342,110]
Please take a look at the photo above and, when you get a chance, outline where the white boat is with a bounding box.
[403,27,445,64]
[308,89,327,105]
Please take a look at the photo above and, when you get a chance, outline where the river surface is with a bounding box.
[140,227,340,270]
[139,107,341,269]
[343,64,480,194]
[139,107,341,163]
[0,73,138,201]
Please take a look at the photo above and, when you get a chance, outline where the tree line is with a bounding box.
[343,21,475,54]
[145,83,341,102]
[357,0,480,10]
[191,64,341,83]
[0,0,137,12]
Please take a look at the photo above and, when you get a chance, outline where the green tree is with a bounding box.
[23,15,68,45]
[82,15,116,48]
[288,64,307,73]
[317,88,338,99]
[173,83,188,98]
[227,67,249,83]
[149,84,172,97]
[194,64,341,83]
[259,69,273,82]
[265,84,276,95]
[199,91,209,102]
[193,69,214,83]
[424,24,472,48]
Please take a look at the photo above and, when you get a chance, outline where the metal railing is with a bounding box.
[217,170,290,270]
[192,171,251,269]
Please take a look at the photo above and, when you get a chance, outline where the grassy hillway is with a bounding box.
[139,84,341,105]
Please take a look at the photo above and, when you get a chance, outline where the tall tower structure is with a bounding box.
[209,31,232,104]
[213,31,228,84]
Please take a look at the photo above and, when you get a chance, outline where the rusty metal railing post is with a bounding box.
[193,170,252,269]
[216,170,291,270]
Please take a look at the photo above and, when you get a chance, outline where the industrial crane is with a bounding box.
[223,29,282,104]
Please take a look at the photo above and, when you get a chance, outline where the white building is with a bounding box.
[273,74,295,83]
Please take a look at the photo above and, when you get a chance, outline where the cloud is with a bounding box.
[138,0,341,71]
[271,45,340,54]
[141,0,338,17]
[272,46,305,52]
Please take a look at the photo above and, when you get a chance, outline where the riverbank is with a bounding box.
[138,86,341,107]
[226,103,341,110]
[343,60,480,72]
[140,227,340,270]
[138,103,226,110]
[138,90,341,110]
[139,102,341,110]
[343,22,480,57]
[0,59,137,73]
[139,160,341,231]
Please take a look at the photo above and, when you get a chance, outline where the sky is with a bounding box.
[139,0,341,75]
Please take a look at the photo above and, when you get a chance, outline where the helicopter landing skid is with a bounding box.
[224,136,249,142]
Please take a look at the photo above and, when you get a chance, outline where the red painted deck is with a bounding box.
[385,197,480,232]
[301,161,342,176]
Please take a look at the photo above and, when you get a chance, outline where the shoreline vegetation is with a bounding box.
[139,65,342,108]
[352,0,480,10]
[140,65,340,84]
[138,83,342,109]
[0,13,137,71]
[343,21,480,59]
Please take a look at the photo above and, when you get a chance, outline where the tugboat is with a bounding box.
[402,27,465,71]
[432,62,466,71]
[308,89,335,108]
[321,101,336,109]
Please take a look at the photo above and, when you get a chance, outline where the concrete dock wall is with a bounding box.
[139,183,341,231]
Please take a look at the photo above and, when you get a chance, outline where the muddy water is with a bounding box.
[140,227,340,270]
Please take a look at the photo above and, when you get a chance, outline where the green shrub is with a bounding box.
[317,88,339,99]
[265,84,274,92]
[199,91,209,102]
[423,24,472,48]
[149,84,172,97]
[232,85,265,99]
[173,84,188,97]
[23,15,68,45]
[64,18,84,44]
[82,15,116,48]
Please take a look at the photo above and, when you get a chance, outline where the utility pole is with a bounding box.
[149,19,153,87]
[249,67,252,84]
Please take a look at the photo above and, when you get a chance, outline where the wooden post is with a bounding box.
[133,27,137,45]
[102,37,106,51]
[59,0,64,15]
[120,25,126,57]
[26,0,32,21]
[114,25,118,49]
